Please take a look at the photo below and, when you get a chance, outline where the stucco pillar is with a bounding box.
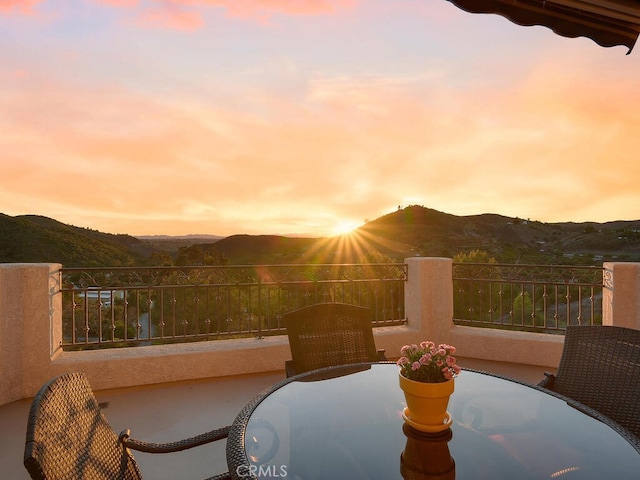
[404,257,454,344]
[0,263,61,405]
[603,262,640,330]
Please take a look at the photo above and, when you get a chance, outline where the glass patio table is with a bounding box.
[226,362,640,479]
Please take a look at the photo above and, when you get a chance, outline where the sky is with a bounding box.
[2,0,640,238]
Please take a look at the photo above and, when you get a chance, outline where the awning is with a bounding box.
[447,0,640,53]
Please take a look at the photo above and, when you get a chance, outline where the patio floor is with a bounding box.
[1,358,547,480]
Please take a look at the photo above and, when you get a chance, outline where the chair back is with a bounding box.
[284,303,380,376]
[553,325,640,437]
[24,372,142,480]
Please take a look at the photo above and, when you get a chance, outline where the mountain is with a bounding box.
[211,235,319,264]
[0,214,150,266]
[2,206,640,267]
[134,207,640,265]
[356,206,640,263]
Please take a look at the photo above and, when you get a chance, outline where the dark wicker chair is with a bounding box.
[284,303,386,377]
[538,325,640,438]
[24,372,231,480]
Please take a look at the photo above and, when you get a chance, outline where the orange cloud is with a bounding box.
[127,0,355,32]
[1,0,357,31]
[93,0,137,7]
[214,0,358,18]
[0,0,40,15]
[147,0,358,25]
[97,0,357,16]
[134,4,203,30]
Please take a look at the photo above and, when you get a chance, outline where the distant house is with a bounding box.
[76,289,123,307]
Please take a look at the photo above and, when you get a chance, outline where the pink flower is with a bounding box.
[420,341,434,350]
[396,356,409,366]
[398,339,461,383]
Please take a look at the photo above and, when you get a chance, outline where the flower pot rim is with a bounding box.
[399,371,455,384]
[399,372,455,397]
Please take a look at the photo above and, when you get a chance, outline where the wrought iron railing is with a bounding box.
[452,263,604,333]
[61,264,407,350]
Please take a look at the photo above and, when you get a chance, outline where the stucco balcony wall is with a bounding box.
[2,259,639,407]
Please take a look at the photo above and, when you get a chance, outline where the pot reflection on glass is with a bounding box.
[400,424,455,480]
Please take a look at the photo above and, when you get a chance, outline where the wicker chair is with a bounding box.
[284,303,386,377]
[538,325,640,438]
[24,372,231,480]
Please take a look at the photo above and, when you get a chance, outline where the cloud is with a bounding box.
[0,0,40,15]
[99,0,357,31]
[133,4,203,30]
[212,0,357,18]
[94,0,137,6]
[7,53,640,234]
[129,0,357,30]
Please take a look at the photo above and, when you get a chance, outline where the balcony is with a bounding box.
[0,358,549,480]
[2,258,640,479]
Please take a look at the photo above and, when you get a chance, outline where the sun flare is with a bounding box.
[331,220,362,236]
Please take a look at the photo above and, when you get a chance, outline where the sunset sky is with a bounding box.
[2,0,640,237]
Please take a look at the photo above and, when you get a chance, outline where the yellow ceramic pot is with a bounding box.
[399,373,454,427]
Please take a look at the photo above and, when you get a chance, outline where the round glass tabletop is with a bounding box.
[232,363,640,479]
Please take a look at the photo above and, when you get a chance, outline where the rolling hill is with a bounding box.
[2,206,640,267]
[357,206,640,263]
[0,214,150,266]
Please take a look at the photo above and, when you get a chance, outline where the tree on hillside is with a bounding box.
[453,249,497,264]
[175,245,228,266]
[148,251,173,266]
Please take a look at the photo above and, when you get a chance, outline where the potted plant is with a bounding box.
[397,341,461,432]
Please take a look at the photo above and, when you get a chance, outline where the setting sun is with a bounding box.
[331,220,362,236]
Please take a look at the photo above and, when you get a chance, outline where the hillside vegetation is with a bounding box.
[358,206,640,264]
[0,214,149,266]
[2,206,640,267]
